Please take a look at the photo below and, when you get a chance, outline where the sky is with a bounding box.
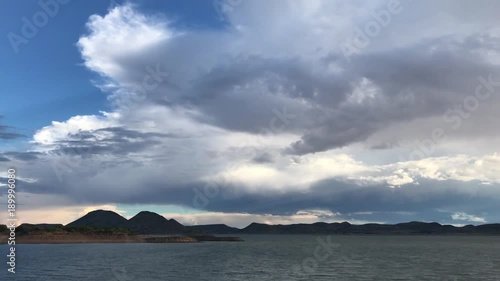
[1,0,500,228]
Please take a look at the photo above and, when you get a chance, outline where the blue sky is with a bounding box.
[2,0,500,228]
[1,1,108,137]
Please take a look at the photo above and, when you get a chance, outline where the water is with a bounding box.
[2,235,500,280]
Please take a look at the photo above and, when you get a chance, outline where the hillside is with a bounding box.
[129,211,184,234]
[66,210,134,230]
[185,224,240,234]
[240,221,500,235]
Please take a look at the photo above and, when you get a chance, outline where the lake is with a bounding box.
[2,235,500,280]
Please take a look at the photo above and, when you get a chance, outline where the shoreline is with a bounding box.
[3,233,500,245]
[0,234,244,244]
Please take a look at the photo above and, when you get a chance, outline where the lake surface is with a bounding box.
[2,235,500,280]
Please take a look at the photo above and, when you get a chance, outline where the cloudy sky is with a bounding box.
[1,0,500,228]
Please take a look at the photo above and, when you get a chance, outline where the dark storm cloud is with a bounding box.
[192,179,471,215]
[120,33,500,156]
[185,178,500,224]
[0,177,46,195]
[19,165,500,223]
[183,57,321,133]
[285,35,500,154]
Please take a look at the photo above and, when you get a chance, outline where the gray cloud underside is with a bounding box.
[16,172,500,223]
[109,33,500,155]
[0,117,25,140]
[48,127,179,156]
[0,151,41,161]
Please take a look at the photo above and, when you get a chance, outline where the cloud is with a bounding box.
[9,149,500,225]
[33,112,120,146]
[165,210,345,228]
[47,126,176,157]
[451,212,487,223]
[251,152,275,164]
[0,116,24,140]
[77,4,172,79]
[6,1,500,224]
[2,151,41,161]
[0,192,127,225]
[73,3,500,157]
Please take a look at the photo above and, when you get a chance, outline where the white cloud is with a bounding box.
[212,151,370,191]
[78,4,172,79]
[33,112,120,146]
[348,153,500,187]
[451,212,486,223]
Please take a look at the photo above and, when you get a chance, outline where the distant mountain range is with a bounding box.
[3,210,500,235]
[239,221,500,235]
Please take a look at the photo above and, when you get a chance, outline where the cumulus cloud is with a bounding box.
[33,112,121,146]
[71,2,500,156]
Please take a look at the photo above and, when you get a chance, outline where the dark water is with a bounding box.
[2,235,500,280]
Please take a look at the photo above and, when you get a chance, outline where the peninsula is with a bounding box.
[0,210,243,244]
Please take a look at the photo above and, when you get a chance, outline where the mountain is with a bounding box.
[66,210,133,229]
[241,222,353,234]
[129,211,184,234]
[240,221,500,235]
[61,210,500,235]
[475,223,500,234]
[241,222,280,234]
[185,224,240,234]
